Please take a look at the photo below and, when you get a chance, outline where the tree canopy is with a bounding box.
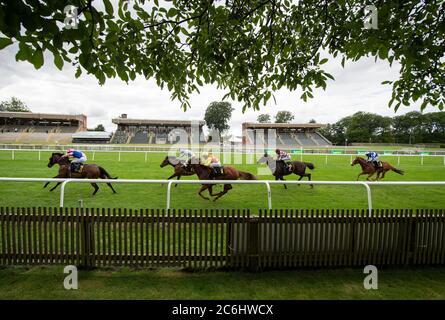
[274,110,294,123]
[0,97,30,112]
[0,1,443,111]
[257,114,271,123]
[204,101,234,134]
[319,111,445,145]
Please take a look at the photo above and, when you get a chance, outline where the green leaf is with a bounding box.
[167,8,178,18]
[54,53,63,70]
[75,66,82,78]
[31,48,44,69]
[319,58,328,65]
[0,37,13,49]
[103,0,114,16]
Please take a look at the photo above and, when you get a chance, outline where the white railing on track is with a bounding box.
[1,177,445,215]
[1,148,445,166]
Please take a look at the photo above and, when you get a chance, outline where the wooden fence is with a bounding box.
[0,207,444,269]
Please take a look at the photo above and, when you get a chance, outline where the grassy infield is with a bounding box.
[0,149,445,299]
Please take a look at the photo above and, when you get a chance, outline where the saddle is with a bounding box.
[209,166,224,179]
[70,163,84,174]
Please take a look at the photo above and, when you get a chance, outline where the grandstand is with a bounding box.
[111,114,206,145]
[242,122,331,148]
[0,111,87,144]
[72,131,112,144]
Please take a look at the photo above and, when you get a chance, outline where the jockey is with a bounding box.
[62,148,87,173]
[178,148,195,167]
[365,151,381,169]
[275,148,292,172]
[202,152,222,179]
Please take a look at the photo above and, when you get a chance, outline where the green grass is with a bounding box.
[1,266,445,299]
[0,150,444,211]
[1,150,445,300]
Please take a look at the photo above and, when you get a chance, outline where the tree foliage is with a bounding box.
[0,97,30,112]
[204,101,234,134]
[257,113,271,123]
[93,124,105,131]
[274,110,294,123]
[0,1,443,111]
[319,111,445,145]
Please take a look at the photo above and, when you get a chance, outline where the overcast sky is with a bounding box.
[0,40,437,137]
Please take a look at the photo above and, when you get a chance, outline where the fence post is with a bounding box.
[247,217,259,271]
[80,208,93,269]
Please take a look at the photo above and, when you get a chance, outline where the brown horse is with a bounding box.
[257,154,314,188]
[190,163,257,201]
[351,156,404,181]
[43,152,118,195]
[160,155,195,187]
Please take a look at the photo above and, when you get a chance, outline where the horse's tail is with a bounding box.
[391,166,404,175]
[99,166,118,179]
[304,162,315,170]
[239,171,257,180]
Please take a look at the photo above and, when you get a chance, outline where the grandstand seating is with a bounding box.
[277,132,296,147]
[308,132,331,145]
[294,132,313,146]
[110,130,129,144]
[155,133,167,144]
[130,131,149,144]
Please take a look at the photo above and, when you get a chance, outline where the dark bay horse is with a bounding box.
[351,156,404,181]
[160,156,195,187]
[44,152,118,195]
[190,163,257,201]
[257,153,314,188]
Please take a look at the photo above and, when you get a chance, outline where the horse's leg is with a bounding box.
[356,172,365,181]
[44,174,62,189]
[366,172,375,181]
[198,185,210,200]
[49,182,62,192]
[91,183,99,195]
[213,184,232,201]
[278,176,287,189]
[106,182,117,193]
[174,175,181,187]
[307,173,313,188]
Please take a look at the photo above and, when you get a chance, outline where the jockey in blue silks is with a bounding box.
[365,151,381,169]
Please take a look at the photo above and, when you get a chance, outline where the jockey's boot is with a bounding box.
[286,162,293,172]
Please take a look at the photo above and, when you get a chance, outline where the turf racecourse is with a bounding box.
[0,150,444,211]
[1,150,445,300]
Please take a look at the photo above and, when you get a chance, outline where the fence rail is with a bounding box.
[1,207,444,269]
[1,177,445,213]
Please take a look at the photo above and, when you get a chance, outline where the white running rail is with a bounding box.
[0,178,445,215]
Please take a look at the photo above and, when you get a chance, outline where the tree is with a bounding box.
[0,1,443,112]
[309,119,317,123]
[257,114,271,123]
[94,124,105,131]
[204,101,234,135]
[275,111,294,123]
[0,97,30,112]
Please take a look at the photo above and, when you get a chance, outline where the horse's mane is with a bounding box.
[52,152,64,156]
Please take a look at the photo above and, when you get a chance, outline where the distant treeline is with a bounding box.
[318,111,445,145]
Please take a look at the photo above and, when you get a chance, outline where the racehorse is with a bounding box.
[351,156,404,181]
[190,163,257,201]
[257,153,315,188]
[43,152,118,195]
[160,155,195,187]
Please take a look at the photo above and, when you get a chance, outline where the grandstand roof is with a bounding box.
[0,111,86,121]
[242,122,326,129]
[112,118,205,126]
[72,131,112,139]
